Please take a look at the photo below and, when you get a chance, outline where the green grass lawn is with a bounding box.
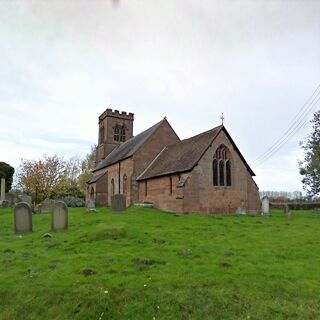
[1,207,320,320]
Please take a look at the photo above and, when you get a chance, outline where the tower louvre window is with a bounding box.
[120,126,126,142]
[114,125,126,142]
[114,126,120,141]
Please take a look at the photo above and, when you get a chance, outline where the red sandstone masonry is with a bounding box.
[133,120,180,203]
[138,130,260,214]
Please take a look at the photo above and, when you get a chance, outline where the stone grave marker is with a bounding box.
[0,178,5,207]
[261,196,270,216]
[111,194,127,212]
[87,199,97,212]
[40,198,52,214]
[52,201,68,230]
[20,194,32,206]
[1,200,9,208]
[5,193,16,206]
[14,202,32,233]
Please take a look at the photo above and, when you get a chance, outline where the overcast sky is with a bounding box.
[0,0,319,192]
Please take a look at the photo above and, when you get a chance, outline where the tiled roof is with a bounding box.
[137,125,223,180]
[93,119,166,172]
[137,125,255,180]
[86,172,106,184]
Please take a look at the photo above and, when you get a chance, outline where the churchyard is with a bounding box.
[1,206,320,319]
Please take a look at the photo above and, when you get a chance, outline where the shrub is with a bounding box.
[62,196,85,207]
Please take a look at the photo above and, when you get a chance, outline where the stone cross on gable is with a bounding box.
[221,113,225,125]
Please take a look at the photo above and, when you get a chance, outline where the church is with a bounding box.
[87,108,261,214]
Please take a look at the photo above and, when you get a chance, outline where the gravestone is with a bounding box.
[1,200,9,208]
[87,199,97,212]
[236,207,246,215]
[284,204,292,218]
[14,202,32,233]
[52,201,68,230]
[40,199,51,214]
[20,194,32,206]
[5,193,16,206]
[0,178,5,207]
[111,194,127,212]
[261,196,270,216]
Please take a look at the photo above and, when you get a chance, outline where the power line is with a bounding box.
[255,91,320,166]
[254,84,320,163]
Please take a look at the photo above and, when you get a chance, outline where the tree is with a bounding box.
[16,154,66,202]
[0,162,15,192]
[299,110,320,199]
[78,145,96,194]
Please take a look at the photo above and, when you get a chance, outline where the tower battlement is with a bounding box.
[99,108,134,122]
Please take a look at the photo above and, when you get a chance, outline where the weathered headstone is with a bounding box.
[5,193,16,206]
[40,198,51,214]
[261,196,270,216]
[52,201,68,230]
[236,207,246,215]
[0,178,5,207]
[14,202,32,233]
[20,194,32,206]
[111,194,127,212]
[284,204,292,218]
[1,200,9,208]
[87,199,97,212]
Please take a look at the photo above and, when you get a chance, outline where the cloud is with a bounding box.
[0,0,319,191]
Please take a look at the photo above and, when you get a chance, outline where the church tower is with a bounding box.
[96,108,134,164]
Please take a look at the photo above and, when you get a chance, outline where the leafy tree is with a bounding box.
[0,162,15,192]
[16,154,66,202]
[78,145,96,194]
[299,110,320,199]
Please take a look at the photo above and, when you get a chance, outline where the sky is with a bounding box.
[0,0,319,192]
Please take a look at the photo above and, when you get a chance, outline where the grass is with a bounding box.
[0,206,320,319]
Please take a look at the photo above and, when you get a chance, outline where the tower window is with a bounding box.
[120,126,126,142]
[114,126,120,141]
[114,125,126,142]
[99,125,104,145]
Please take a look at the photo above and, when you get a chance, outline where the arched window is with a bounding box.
[213,145,232,187]
[114,125,126,142]
[99,125,104,145]
[120,126,126,142]
[226,160,231,186]
[90,187,94,199]
[114,126,120,141]
[123,174,127,195]
[219,160,225,186]
[212,159,218,186]
[111,179,115,196]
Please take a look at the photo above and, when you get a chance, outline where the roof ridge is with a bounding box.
[93,118,167,172]
[181,125,223,143]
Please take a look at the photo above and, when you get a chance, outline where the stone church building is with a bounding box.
[87,108,260,214]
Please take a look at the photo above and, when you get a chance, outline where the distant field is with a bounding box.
[0,207,320,320]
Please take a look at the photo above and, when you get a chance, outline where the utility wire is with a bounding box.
[254,84,320,163]
[255,91,320,166]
